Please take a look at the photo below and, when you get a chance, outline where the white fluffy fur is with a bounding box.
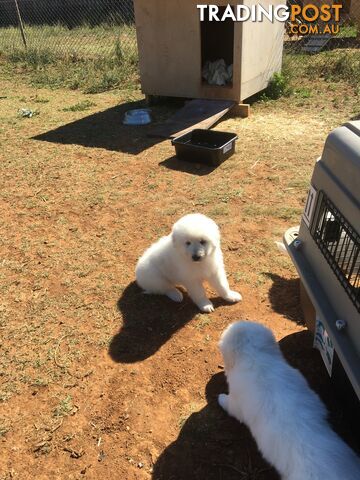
[218,321,360,480]
[135,213,242,312]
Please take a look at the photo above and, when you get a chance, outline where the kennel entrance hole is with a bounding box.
[201,6,234,86]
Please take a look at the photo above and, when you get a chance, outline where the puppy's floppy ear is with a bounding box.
[171,225,179,246]
[214,229,221,248]
[220,343,236,372]
[219,330,237,371]
[211,222,221,249]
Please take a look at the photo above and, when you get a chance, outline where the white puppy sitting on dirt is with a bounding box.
[135,213,241,313]
[218,321,360,480]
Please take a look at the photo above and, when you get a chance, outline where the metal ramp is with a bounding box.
[302,17,345,54]
[302,34,332,53]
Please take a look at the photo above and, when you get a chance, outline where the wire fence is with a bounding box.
[0,0,359,93]
[285,7,360,53]
[0,0,137,60]
[283,1,360,86]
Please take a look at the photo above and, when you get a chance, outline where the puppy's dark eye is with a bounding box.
[200,240,207,245]
[186,241,191,246]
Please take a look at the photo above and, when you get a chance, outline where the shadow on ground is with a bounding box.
[159,156,219,176]
[152,333,360,480]
[265,273,304,324]
[32,100,176,154]
[109,282,230,363]
[152,372,279,480]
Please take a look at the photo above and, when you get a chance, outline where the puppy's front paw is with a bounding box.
[200,302,214,313]
[218,393,229,412]
[224,290,242,303]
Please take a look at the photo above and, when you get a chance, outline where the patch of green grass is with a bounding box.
[294,87,312,99]
[284,50,360,88]
[31,378,48,387]
[8,47,57,66]
[194,314,211,330]
[287,178,310,190]
[265,175,281,184]
[277,206,303,221]
[308,51,360,85]
[0,420,10,438]
[337,24,358,38]
[0,391,11,403]
[27,54,138,93]
[53,395,74,418]
[243,204,303,222]
[1,23,139,93]
[261,72,292,101]
[0,23,138,59]
[83,69,128,94]
[62,100,96,112]
[32,96,50,104]
[196,185,242,215]
[208,205,229,217]
[255,272,271,287]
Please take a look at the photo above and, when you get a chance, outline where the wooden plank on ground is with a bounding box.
[148,99,236,139]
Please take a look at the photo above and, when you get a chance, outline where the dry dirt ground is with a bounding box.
[0,71,359,479]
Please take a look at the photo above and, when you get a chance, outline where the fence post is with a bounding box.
[14,0,27,49]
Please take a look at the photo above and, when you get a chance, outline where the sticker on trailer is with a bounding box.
[313,317,334,376]
[223,143,232,154]
[303,185,317,228]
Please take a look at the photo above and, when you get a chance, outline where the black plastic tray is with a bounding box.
[171,129,238,166]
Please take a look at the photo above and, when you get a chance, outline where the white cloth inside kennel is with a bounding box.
[202,59,233,86]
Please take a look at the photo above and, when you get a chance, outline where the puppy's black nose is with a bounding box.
[192,254,201,262]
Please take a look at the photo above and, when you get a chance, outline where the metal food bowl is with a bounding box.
[123,109,152,125]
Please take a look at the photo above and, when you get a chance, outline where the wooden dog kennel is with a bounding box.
[133,0,285,105]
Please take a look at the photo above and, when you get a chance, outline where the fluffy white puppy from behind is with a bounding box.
[135,213,241,313]
[218,321,360,480]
